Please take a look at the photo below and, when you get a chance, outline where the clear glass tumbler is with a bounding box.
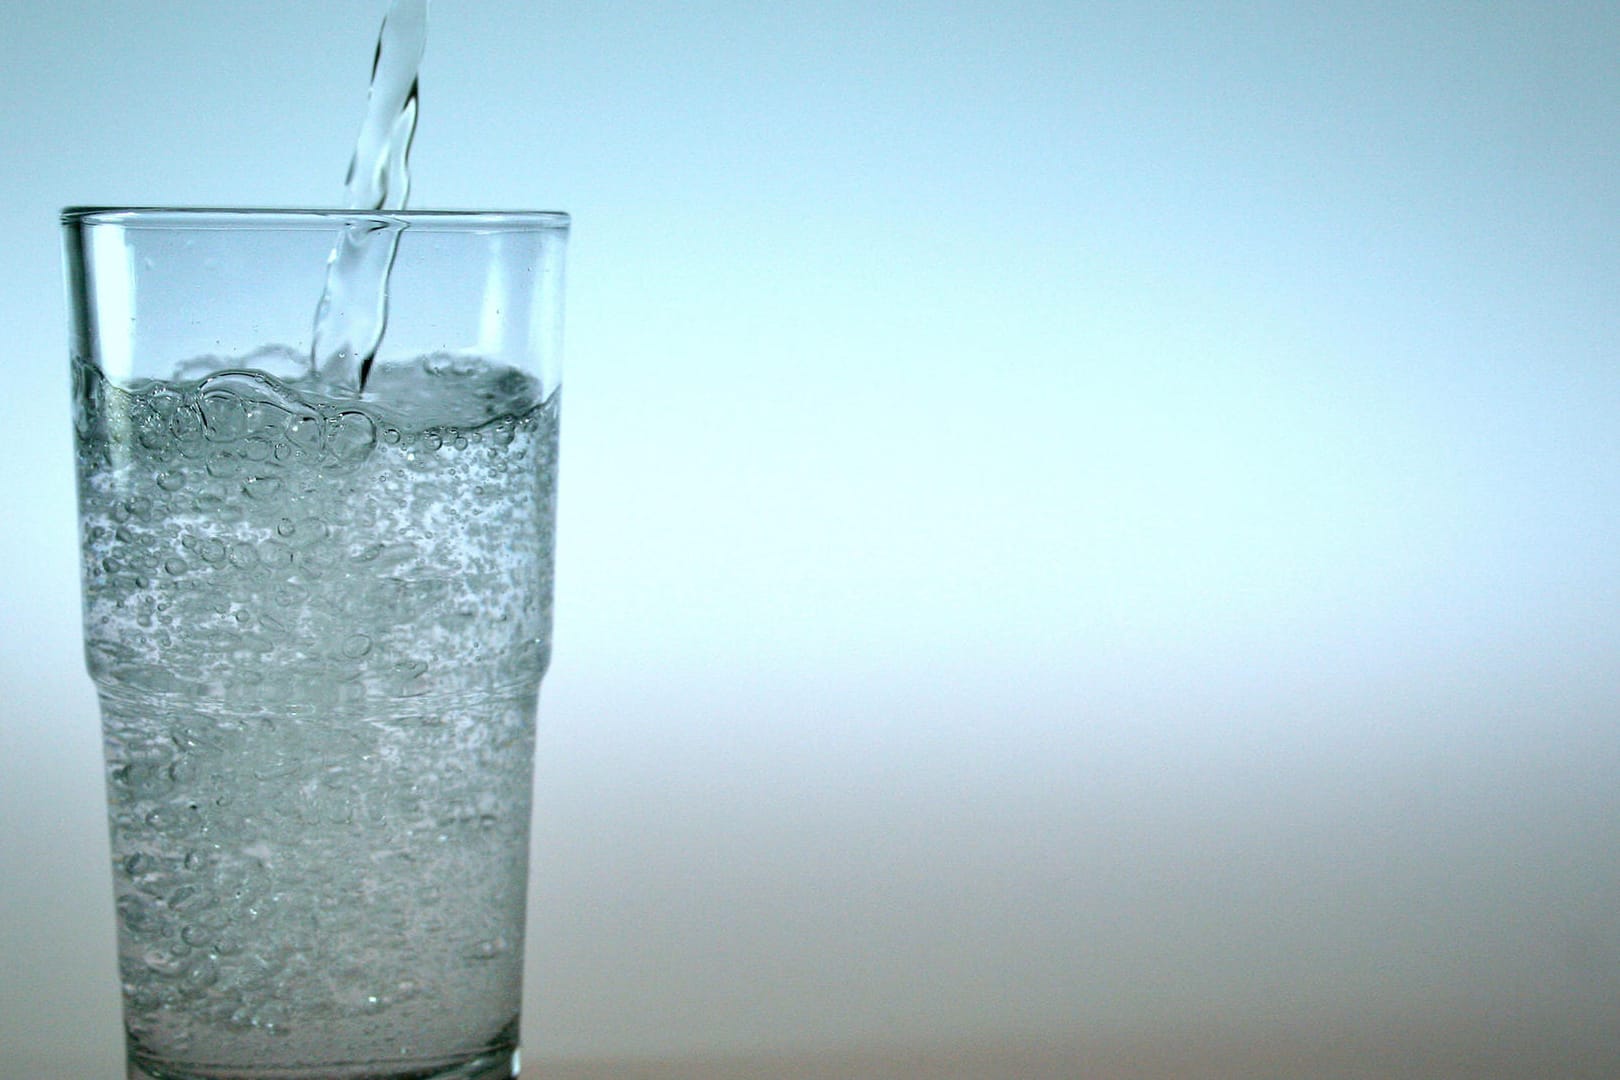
[63,208,569,1080]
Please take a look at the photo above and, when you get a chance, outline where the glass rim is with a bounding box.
[61,206,570,231]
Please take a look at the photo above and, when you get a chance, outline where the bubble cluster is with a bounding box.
[75,355,557,1074]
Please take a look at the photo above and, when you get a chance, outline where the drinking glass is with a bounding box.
[64,207,569,1080]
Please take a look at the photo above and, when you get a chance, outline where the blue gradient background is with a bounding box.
[3,1,1618,1074]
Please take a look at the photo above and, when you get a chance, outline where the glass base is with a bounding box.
[127,1046,519,1080]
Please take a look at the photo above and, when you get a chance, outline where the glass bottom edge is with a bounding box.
[128,1046,519,1080]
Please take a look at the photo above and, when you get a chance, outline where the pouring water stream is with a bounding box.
[310,0,429,392]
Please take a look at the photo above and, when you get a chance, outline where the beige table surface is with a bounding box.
[542,1020,1619,1080]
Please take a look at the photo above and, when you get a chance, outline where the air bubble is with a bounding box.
[259,540,294,568]
[295,545,334,575]
[236,955,276,991]
[127,763,175,796]
[255,1003,290,1032]
[467,938,506,960]
[185,954,219,983]
[288,516,329,548]
[206,451,245,479]
[242,475,284,500]
[192,486,227,512]
[123,852,160,878]
[147,387,182,417]
[330,411,378,463]
[168,885,205,911]
[272,582,309,607]
[287,415,325,452]
[143,947,187,979]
